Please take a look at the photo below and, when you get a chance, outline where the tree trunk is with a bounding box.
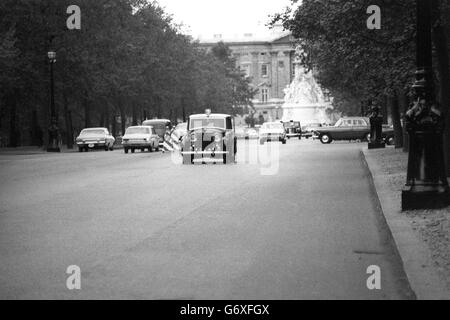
[399,90,410,152]
[63,93,73,149]
[390,92,404,148]
[8,94,17,147]
[382,95,389,125]
[182,99,186,122]
[104,105,110,132]
[111,110,117,138]
[120,106,126,136]
[132,101,138,126]
[84,96,91,128]
[432,0,450,176]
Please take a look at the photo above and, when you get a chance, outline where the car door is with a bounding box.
[352,119,369,139]
[335,119,353,140]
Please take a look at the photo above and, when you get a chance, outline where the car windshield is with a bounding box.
[126,127,150,135]
[284,122,300,128]
[189,118,225,130]
[262,123,283,130]
[80,129,105,136]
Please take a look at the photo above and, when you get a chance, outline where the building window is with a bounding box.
[261,64,269,77]
[261,89,268,103]
[240,64,250,77]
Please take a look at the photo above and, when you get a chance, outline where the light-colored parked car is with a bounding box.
[76,128,115,152]
[122,126,160,153]
[246,128,259,139]
[259,122,287,145]
[235,126,248,140]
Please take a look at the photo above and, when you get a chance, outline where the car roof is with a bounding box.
[127,126,151,129]
[342,117,369,120]
[82,127,107,131]
[143,119,171,123]
[189,114,231,119]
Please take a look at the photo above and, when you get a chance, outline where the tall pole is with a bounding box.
[401,0,449,210]
[47,46,60,152]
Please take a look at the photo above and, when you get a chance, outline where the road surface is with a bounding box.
[0,140,414,299]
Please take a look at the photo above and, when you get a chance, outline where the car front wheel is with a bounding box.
[320,134,332,144]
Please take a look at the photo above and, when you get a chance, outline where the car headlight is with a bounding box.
[214,133,222,142]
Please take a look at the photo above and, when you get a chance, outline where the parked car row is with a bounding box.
[74,115,396,158]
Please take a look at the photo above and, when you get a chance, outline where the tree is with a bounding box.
[0,0,256,147]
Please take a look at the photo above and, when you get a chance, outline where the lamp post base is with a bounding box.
[402,186,450,211]
[368,141,386,149]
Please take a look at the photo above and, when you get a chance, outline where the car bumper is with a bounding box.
[260,135,285,141]
[77,142,107,148]
[181,150,229,155]
[122,142,152,148]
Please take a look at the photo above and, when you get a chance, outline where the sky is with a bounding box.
[155,0,294,39]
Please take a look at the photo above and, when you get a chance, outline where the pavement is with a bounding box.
[0,140,415,299]
[362,148,450,300]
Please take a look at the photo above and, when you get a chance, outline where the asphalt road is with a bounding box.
[0,139,414,299]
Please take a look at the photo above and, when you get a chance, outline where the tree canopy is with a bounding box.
[0,0,256,147]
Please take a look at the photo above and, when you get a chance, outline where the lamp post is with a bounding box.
[47,49,60,152]
[401,0,449,210]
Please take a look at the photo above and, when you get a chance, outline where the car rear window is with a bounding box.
[80,129,105,136]
[262,123,283,130]
[126,127,150,134]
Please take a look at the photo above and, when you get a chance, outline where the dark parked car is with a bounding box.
[142,119,172,148]
[181,111,236,164]
[283,120,302,139]
[313,117,395,144]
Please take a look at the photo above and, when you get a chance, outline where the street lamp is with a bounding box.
[401,0,449,210]
[46,49,60,152]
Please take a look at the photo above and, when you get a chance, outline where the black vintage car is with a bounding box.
[283,120,302,139]
[181,112,237,164]
[142,119,172,148]
[313,117,395,144]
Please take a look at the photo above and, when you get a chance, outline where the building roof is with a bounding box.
[198,30,293,46]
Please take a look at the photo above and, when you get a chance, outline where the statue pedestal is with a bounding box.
[402,187,449,210]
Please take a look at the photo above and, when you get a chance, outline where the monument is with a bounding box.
[281,61,332,125]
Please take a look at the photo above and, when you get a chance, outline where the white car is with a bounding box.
[259,122,287,145]
[76,128,115,152]
[122,126,160,153]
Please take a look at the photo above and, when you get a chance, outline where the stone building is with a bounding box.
[199,30,296,123]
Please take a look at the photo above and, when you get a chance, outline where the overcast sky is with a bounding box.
[155,0,294,39]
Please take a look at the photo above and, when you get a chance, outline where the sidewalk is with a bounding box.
[0,146,78,155]
[362,147,450,300]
